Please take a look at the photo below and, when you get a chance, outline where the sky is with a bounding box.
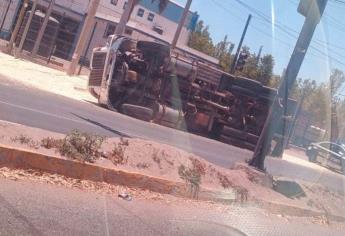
[175,0,345,85]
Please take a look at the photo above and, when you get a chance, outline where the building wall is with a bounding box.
[0,0,21,39]
[1,0,216,67]
[97,0,197,46]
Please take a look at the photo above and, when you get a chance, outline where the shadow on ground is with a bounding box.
[71,113,131,138]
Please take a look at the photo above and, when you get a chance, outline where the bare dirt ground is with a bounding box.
[0,52,96,102]
[1,120,345,220]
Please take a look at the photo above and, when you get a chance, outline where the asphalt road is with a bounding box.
[0,76,252,168]
[0,76,345,194]
[0,178,342,236]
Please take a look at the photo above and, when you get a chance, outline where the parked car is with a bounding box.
[306,141,345,174]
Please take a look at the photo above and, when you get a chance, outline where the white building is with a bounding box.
[0,0,219,68]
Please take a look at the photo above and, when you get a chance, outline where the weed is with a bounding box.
[158,150,173,166]
[59,130,105,163]
[216,171,248,202]
[12,135,39,149]
[120,137,129,146]
[189,157,206,176]
[136,162,150,169]
[110,141,128,165]
[152,149,162,168]
[164,158,174,166]
[234,186,249,203]
[217,172,234,189]
[41,137,63,149]
[178,164,201,198]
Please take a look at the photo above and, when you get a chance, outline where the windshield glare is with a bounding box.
[0,0,344,235]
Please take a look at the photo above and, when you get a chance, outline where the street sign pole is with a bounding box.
[67,0,101,76]
[250,0,328,170]
[230,14,252,74]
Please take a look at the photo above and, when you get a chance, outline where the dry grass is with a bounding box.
[41,137,64,149]
[109,138,130,166]
[11,135,39,149]
[58,130,105,163]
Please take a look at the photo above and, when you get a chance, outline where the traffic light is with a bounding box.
[236,52,249,71]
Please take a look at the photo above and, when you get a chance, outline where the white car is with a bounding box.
[306,141,345,175]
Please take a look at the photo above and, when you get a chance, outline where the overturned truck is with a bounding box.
[88,35,295,151]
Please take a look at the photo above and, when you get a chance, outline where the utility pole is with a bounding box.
[78,21,98,75]
[249,0,329,170]
[230,14,252,74]
[256,45,263,65]
[114,0,135,36]
[18,0,38,53]
[171,0,192,49]
[67,0,101,76]
[286,91,306,149]
[0,0,12,33]
[7,0,29,53]
[31,0,55,57]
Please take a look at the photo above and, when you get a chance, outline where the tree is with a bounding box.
[213,35,234,72]
[188,22,275,84]
[188,20,215,56]
[257,55,274,85]
[330,69,345,98]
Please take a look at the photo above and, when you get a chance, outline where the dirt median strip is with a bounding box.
[1,144,343,221]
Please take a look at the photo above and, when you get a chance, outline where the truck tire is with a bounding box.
[120,104,153,122]
[220,135,256,151]
[232,76,263,92]
[137,41,170,59]
[221,126,247,141]
[247,133,259,145]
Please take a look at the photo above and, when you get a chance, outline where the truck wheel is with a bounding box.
[209,122,223,139]
[137,41,170,59]
[247,133,259,145]
[232,76,263,92]
[120,104,153,122]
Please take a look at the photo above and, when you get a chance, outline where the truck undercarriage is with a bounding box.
[88,36,295,151]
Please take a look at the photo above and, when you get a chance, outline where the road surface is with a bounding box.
[0,76,252,168]
[0,75,344,194]
[0,177,343,236]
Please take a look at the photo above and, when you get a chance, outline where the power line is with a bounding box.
[210,0,345,68]
[286,0,345,51]
[331,0,345,4]
[230,0,345,66]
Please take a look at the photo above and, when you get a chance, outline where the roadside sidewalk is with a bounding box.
[0,52,97,103]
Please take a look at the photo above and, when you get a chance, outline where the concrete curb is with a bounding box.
[0,145,344,221]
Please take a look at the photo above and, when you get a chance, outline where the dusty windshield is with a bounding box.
[0,0,344,235]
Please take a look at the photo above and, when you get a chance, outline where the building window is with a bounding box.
[110,0,118,5]
[123,1,127,10]
[153,26,163,35]
[104,23,116,38]
[147,13,155,22]
[137,8,145,17]
[125,28,133,35]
